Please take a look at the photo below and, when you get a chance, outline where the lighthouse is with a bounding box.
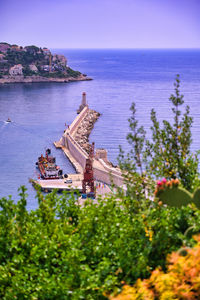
[77,92,88,114]
[82,92,87,106]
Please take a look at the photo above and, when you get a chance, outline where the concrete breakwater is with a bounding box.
[74,109,100,153]
[55,96,124,187]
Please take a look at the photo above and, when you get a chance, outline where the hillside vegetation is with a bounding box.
[0,42,82,79]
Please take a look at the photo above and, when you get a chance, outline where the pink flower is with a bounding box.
[157,180,162,186]
[162,178,167,184]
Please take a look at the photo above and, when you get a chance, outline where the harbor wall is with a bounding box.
[59,104,124,186]
[60,106,89,170]
[64,134,88,171]
[93,166,124,186]
[94,159,124,186]
[69,106,89,136]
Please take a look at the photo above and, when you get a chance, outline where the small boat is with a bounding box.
[6,118,12,123]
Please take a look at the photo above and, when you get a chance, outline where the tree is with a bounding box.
[118,102,155,207]
[120,75,200,192]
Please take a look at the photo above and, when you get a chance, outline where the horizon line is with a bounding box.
[51,47,200,50]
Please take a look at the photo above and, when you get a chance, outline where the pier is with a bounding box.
[30,174,83,193]
[31,176,112,197]
[34,93,124,196]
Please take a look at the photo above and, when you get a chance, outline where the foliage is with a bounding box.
[22,65,37,77]
[1,186,200,298]
[110,235,200,300]
[4,48,46,67]
[25,45,40,53]
[43,71,68,78]
[118,103,154,204]
[67,67,81,78]
[119,75,200,192]
[147,75,200,191]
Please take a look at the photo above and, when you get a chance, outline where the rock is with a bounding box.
[29,64,38,72]
[53,54,67,67]
[73,108,100,152]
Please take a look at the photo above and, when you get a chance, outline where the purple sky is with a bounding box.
[0,0,200,48]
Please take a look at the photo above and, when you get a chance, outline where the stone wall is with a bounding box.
[74,110,100,153]
[61,107,89,170]
[63,134,88,171]
[69,106,89,136]
[59,104,124,186]
[94,159,124,186]
[93,166,123,186]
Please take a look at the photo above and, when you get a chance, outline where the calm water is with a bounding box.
[0,49,200,209]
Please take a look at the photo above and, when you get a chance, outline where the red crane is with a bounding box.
[82,142,95,198]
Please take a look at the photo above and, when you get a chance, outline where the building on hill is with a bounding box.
[9,64,23,76]
[41,65,50,72]
[43,48,51,55]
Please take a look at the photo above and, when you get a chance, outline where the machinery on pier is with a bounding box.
[82,142,95,199]
[36,148,66,180]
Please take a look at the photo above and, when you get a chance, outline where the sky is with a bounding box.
[0,0,200,49]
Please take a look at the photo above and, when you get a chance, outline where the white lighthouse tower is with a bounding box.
[77,92,88,113]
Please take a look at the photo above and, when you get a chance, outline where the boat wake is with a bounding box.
[0,121,10,131]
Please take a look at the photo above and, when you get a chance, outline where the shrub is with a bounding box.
[110,235,200,300]
[1,186,200,298]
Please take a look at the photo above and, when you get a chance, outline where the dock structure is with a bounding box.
[55,95,124,187]
[31,174,83,193]
[34,93,124,196]
[30,176,112,197]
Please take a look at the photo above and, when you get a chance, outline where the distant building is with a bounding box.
[43,48,51,55]
[41,65,50,72]
[9,64,23,76]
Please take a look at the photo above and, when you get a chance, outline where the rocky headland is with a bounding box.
[0,42,91,84]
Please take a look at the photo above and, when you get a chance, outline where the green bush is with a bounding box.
[1,186,200,298]
[22,65,37,77]
[67,67,81,78]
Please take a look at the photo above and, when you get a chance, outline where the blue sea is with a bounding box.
[0,49,200,209]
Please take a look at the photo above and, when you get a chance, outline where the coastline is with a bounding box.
[0,74,92,84]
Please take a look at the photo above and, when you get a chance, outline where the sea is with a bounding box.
[0,49,200,210]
